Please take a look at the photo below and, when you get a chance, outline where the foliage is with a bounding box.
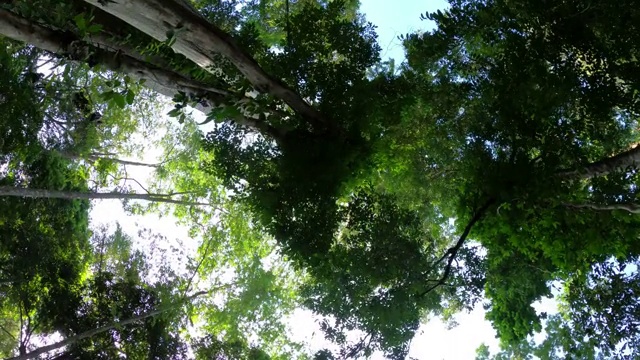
[3,0,640,358]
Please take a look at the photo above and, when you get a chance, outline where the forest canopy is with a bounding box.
[0,0,639,358]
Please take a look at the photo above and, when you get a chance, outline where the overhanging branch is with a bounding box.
[83,0,327,131]
[0,186,210,206]
[418,198,495,298]
[564,202,640,214]
[0,8,280,137]
[557,144,640,180]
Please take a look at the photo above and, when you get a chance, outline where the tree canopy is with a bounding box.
[0,0,640,358]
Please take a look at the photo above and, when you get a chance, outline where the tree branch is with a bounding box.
[564,202,640,214]
[418,199,495,298]
[557,144,640,180]
[6,291,207,360]
[60,151,161,168]
[83,0,327,131]
[0,324,15,341]
[0,186,210,206]
[181,210,213,299]
[0,7,294,138]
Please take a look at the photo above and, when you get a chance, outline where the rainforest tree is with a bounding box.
[1,0,640,358]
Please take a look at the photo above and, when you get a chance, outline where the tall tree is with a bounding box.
[2,0,640,357]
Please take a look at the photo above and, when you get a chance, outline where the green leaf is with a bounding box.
[125,90,135,105]
[99,90,116,101]
[86,24,103,34]
[112,93,126,108]
[73,14,87,31]
[167,108,182,118]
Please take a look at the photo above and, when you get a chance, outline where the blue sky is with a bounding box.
[360,0,448,63]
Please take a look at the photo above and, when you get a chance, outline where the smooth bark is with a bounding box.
[564,202,640,214]
[0,8,280,136]
[83,0,326,130]
[0,186,209,206]
[0,8,213,99]
[557,145,640,179]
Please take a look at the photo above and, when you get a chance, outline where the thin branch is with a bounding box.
[35,57,56,71]
[87,155,161,168]
[0,186,211,206]
[0,324,15,341]
[418,199,496,298]
[344,333,373,359]
[6,291,208,360]
[107,173,151,195]
[89,152,118,157]
[23,315,38,351]
[62,151,161,168]
[165,191,201,197]
[181,215,212,299]
[18,306,23,354]
[564,202,640,214]
[157,144,177,166]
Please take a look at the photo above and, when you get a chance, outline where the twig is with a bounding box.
[181,207,213,298]
[0,324,15,341]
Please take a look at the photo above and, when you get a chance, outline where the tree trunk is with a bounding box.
[0,186,209,206]
[0,9,214,101]
[0,7,284,137]
[82,0,326,130]
[6,291,207,360]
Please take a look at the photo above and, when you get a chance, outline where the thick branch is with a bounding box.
[0,186,209,206]
[0,8,219,98]
[6,291,207,360]
[83,0,326,130]
[557,144,640,179]
[0,8,288,138]
[564,202,640,214]
[418,199,495,298]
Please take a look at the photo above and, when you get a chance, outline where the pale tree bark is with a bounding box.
[86,155,160,168]
[0,186,209,206]
[59,151,161,168]
[0,8,215,99]
[0,8,281,137]
[82,0,327,130]
[6,291,207,360]
[557,144,640,179]
[564,202,640,214]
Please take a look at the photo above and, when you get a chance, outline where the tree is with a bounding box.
[0,26,298,358]
[1,224,193,360]
[402,0,640,354]
[3,0,640,357]
[192,334,271,360]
